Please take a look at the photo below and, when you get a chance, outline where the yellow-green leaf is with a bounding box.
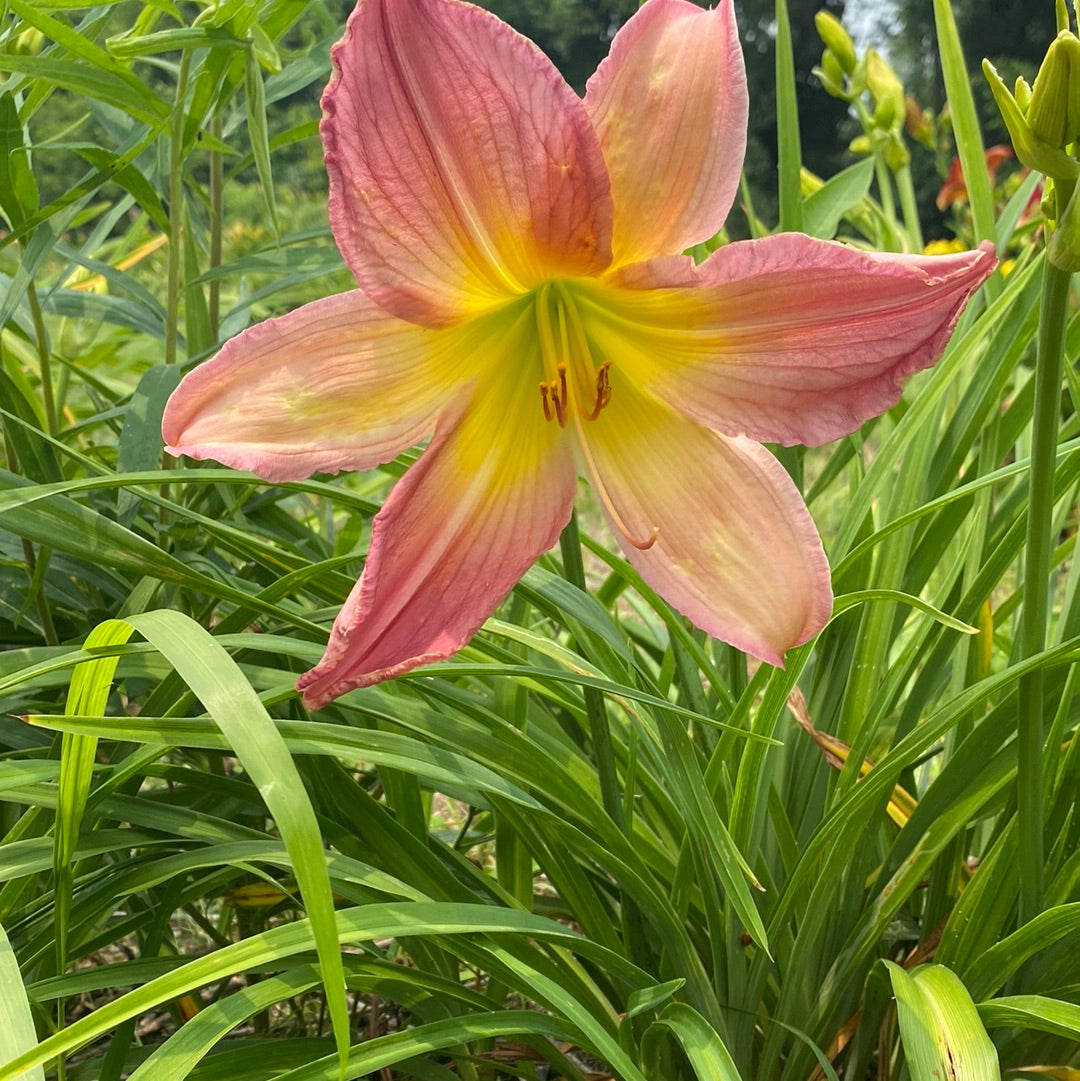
[885,962,1000,1081]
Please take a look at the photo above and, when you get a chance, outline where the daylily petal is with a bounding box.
[297,358,577,708]
[592,235,996,446]
[162,290,456,483]
[578,383,831,665]
[322,0,613,327]
[584,0,747,264]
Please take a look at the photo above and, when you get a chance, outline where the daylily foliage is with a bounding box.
[163,0,995,708]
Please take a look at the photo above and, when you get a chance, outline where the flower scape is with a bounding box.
[162,0,996,709]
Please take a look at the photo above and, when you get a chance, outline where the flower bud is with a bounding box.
[983,57,1079,180]
[866,50,905,132]
[1027,31,1080,150]
[815,51,847,98]
[1015,74,1033,113]
[883,130,911,172]
[799,167,824,197]
[849,134,872,157]
[904,96,934,148]
[815,11,857,75]
[873,94,896,130]
[1042,177,1059,220]
[1,26,44,56]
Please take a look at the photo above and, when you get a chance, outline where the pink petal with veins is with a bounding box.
[162,290,455,483]
[297,386,576,707]
[581,383,831,665]
[585,0,747,264]
[322,0,613,327]
[602,236,996,446]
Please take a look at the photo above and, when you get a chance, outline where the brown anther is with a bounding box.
[588,361,612,420]
[540,365,568,427]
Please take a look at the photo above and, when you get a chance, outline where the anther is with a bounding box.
[540,366,569,427]
[588,361,612,421]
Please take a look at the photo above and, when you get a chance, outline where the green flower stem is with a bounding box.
[1,429,58,646]
[208,114,224,340]
[895,163,925,252]
[854,99,901,250]
[164,49,192,369]
[161,49,192,516]
[558,511,624,828]
[1017,252,1072,925]
[25,281,57,437]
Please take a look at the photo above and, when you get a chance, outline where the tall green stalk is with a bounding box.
[895,163,925,251]
[1017,252,1071,925]
[208,115,224,341]
[164,50,192,369]
[559,512,624,829]
[25,282,56,438]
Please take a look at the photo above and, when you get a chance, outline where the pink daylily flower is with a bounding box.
[162,0,995,709]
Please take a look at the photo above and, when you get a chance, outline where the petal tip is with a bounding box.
[297,647,447,710]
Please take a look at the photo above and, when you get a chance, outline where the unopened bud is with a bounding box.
[1027,31,1080,150]
[816,51,846,98]
[904,96,934,148]
[873,95,896,130]
[1015,74,1033,113]
[849,134,872,156]
[800,167,824,197]
[1042,177,1059,221]
[866,50,904,132]
[1,26,44,55]
[983,57,1079,180]
[815,11,857,75]
[883,130,911,172]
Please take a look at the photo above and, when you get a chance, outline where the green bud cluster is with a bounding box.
[983,0,1080,270]
[813,9,914,172]
[813,11,861,101]
[815,11,856,77]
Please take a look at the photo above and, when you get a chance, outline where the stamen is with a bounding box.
[553,365,567,427]
[588,361,612,420]
[539,366,568,427]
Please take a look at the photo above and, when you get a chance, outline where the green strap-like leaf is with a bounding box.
[885,962,1000,1081]
[933,0,997,249]
[978,995,1080,1041]
[120,610,352,1077]
[642,1003,744,1081]
[0,921,45,1081]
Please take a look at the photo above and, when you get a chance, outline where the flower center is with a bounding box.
[533,281,613,428]
[529,281,658,552]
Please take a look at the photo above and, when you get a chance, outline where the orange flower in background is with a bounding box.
[936,144,1014,210]
[163,0,995,708]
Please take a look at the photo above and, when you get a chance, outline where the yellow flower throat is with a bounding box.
[533,280,614,428]
[527,280,657,551]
